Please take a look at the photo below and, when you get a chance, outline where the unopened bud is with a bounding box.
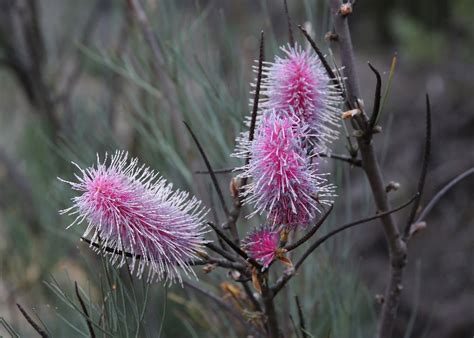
[325,31,338,42]
[342,108,361,120]
[372,125,382,134]
[228,269,242,281]
[408,221,427,238]
[375,294,384,304]
[229,177,239,198]
[203,264,217,274]
[340,3,353,17]
[385,181,400,193]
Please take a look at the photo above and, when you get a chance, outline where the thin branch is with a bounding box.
[16,304,49,338]
[242,281,262,312]
[416,166,474,223]
[367,62,382,133]
[295,296,308,338]
[207,222,262,270]
[190,258,247,271]
[245,31,264,173]
[317,152,362,167]
[404,94,431,239]
[329,0,362,106]
[298,195,417,268]
[223,31,264,242]
[183,121,230,216]
[285,205,334,251]
[195,168,235,174]
[283,0,295,46]
[271,195,417,297]
[81,237,140,259]
[298,25,336,81]
[82,237,245,271]
[205,242,236,262]
[75,282,96,338]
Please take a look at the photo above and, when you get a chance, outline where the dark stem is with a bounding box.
[205,242,236,262]
[195,168,235,174]
[367,62,382,133]
[298,25,337,83]
[75,282,96,338]
[285,205,334,251]
[416,166,474,223]
[16,304,49,338]
[404,94,431,239]
[82,237,246,272]
[283,0,295,46]
[317,152,362,167]
[183,121,230,217]
[81,237,141,259]
[224,31,264,242]
[207,222,262,270]
[295,296,308,338]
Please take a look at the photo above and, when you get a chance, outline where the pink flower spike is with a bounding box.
[236,110,335,229]
[59,151,208,285]
[262,43,342,152]
[242,226,280,268]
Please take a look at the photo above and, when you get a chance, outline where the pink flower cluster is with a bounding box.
[236,44,340,265]
[242,226,280,268]
[240,111,328,228]
[262,44,341,152]
[60,151,208,284]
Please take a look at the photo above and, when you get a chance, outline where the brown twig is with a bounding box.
[283,0,295,46]
[404,95,431,239]
[329,2,408,336]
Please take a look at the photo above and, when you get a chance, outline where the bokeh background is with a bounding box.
[0,0,472,337]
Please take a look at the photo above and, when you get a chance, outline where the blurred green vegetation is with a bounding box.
[1,0,471,337]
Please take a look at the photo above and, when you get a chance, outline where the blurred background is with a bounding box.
[0,0,472,337]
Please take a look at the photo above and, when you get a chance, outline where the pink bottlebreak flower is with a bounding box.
[242,226,280,268]
[237,110,334,229]
[59,151,208,284]
[261,43,342,152]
